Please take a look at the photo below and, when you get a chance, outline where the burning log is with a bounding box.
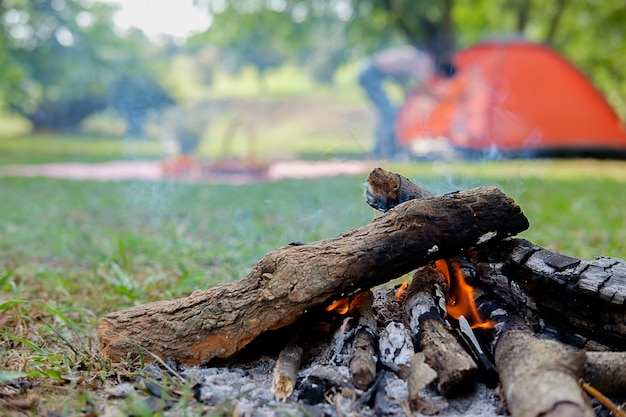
[348,291,378,390]
[98,183,529,364]
[405,263,478,395]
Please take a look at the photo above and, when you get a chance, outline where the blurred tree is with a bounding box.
[0,0,175,133]
[194,0,457,85]
[0,0,118,131]
[109,73,174,138]
[195,0,625,118]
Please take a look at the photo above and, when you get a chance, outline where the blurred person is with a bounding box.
[358,45,454,159]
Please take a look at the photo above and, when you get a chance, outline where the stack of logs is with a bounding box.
[98,168,626,417]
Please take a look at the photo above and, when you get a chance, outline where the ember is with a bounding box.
[395,282,408,300]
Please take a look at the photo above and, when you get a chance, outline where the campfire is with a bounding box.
[97,168,626,417]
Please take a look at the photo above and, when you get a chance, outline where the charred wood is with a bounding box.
[328,317,354,366]
[405,265,478,395]
[379,322,414,380]
[99,185,528,364]
[348,291,378,390]
[456,315,499,387]
[298,365,352,406]
[471,237,626,349]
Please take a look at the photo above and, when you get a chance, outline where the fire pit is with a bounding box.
[98,168,626,417]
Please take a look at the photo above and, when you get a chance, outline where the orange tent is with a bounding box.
[396,40,626,156]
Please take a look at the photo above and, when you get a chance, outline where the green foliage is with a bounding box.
[1,0,117,121]
[109,73,175,138]
[0,0,175,133]
[194,0,626,117]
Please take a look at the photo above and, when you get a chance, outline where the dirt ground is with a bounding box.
[0,159,377,184]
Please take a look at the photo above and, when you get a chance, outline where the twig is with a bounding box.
[271,339,303,401]
[581,380,626,417]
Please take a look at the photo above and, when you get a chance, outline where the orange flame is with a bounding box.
[325,298,350,315]
[395,282,408,300]
[435,259,493,329]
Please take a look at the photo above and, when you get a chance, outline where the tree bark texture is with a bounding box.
[98,186,529,365]
[495,329,595,417]
[471,237,626,349]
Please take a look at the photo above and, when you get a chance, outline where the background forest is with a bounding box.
[0,0,624,141]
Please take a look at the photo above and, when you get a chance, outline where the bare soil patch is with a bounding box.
[0,159,376,184]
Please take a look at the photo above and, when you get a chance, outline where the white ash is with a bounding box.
[104,382,135,398]
[118,287,504,416]
[166,348,500,416]
[379,322,414,378]
[477,231,498,245]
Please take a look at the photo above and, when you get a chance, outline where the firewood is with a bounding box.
[271,340,303,401]
[474,286,600,417]
[348,291,378,390]
[407,351,437,412]
[405,264,478,395]
[583,351,626,395]
[364,167,435,212]
[471,237,626,349]
[349,328,377,390]
[98,184,529,364]
[494,329,595,417]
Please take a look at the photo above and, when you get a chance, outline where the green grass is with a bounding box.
[165,60,366,104]
[0,134,164,164]
[1,159,626,414]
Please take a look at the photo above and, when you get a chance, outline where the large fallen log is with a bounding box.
[98,185,529,364]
